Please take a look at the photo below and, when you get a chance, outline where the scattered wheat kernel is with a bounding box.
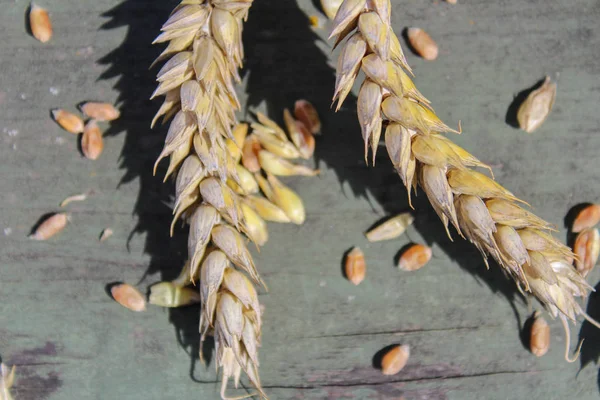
[381,344,410,375]
[29,212,68,240]
[345,247,366,285]
[29,3,52,43]
[111,283,146,312]
[294,99,321,135]
[407,27,438,61]
[398,244,432,271]
[572,204,600,233]
[573,228,600,278]
[52,109,84,134]
[530,311,550,357]
[81,120,104,160]
[80,102,121,121]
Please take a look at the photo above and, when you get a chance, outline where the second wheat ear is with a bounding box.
[329,0,600,360]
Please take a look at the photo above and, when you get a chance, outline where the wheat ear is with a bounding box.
[329,0,597,360]
[152,2,319,398]
[150,1,268,398]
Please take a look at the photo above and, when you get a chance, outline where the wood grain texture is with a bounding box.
[1,0,600,399]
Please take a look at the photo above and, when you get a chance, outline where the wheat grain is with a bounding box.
[29,212,69,240]
[398,244,432,271]
[29,3,52,43]
[80,102,121,121]
[81,120,104,160]
[111,283,147,312]
[330,0,600,362]
[530,311,550,357]
[381,344,410,375]
[52,109,84,134]
[345,246,366,285]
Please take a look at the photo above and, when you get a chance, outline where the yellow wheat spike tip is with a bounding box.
[329,0,600,362]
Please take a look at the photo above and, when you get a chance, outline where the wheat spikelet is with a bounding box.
[329,0,600,361]
[152,3,318,396]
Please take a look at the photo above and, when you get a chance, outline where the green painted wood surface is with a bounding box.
[1,0,600,399]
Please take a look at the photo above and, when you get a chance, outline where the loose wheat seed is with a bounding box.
[345,247,366,285]
[29,3,52,43]
[572,204,600,233]
[80,102,121,121]
[530,311,550,357]
[398,244,432,271]
[52,109,84,134]
[573,228,600,277]
[29,212,68,240]
[111,283,146,312]
[81,120,104,160]
[407,27,438,61]
[294,99,321,135]
[381,344,410,375]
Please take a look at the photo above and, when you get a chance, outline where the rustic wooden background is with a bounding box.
[1,0,600,399]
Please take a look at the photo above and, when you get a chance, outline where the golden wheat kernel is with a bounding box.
[530,311,550,357]
[29,212,68,240]
[111,283,146,312]
[81,120,104,160]
[407,27,438,61]
[381,344,410,375]
[52,109,84,134]
[517,76,556,133]
[242,135,262,173]
[30,3,52,43]
[572,204,600,233]
[80,102,121,121]
[398,244,432,271]
[573,228,600,277]
[345,247,366,285]
[294,99,321,135]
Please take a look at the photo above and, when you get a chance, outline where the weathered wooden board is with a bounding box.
[1,0,600,399]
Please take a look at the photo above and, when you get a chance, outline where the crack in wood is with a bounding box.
[305,324,502,339]
[260,369,552,389]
